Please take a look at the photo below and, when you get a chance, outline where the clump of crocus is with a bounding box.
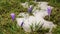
[28,5,33,14]
[10,13,15,21]
[47,6,51,20]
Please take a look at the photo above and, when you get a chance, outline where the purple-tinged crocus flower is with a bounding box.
[10,13,15,21]
[28,5,33,14]
[21,22,24,27]
[47,6,51,20]
[47,6,51,16]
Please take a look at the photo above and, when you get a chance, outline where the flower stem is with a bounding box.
[49,15,50,20]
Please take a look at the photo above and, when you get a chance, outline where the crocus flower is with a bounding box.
[28,5,33,14]
[10,13,15,21]
[21,22,24,27]
[47,6,51,16]
[47,6,51,20]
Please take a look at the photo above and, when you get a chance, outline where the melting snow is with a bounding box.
[16,2,56,32]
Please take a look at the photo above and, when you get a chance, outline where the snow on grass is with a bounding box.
[16,1,56,32]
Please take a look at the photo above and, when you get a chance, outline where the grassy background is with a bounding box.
[0,0,60,34]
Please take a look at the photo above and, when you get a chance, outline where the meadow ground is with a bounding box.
[0,0,60,34]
